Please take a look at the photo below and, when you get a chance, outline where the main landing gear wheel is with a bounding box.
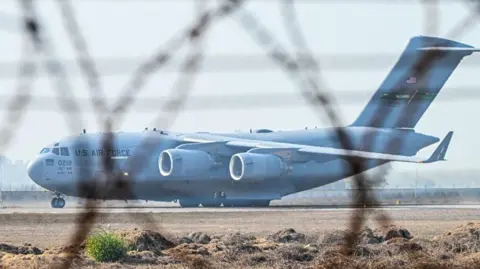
[201,192,225,208]
[51,197,66,208]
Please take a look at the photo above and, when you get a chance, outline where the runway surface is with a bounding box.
[1,202,480,248]
[2,202,480,214]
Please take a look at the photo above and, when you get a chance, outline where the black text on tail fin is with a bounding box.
[351,36,477,129]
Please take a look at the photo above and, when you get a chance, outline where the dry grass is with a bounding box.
[3,223,480,268]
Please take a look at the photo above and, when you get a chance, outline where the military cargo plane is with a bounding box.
[27,35,478,208]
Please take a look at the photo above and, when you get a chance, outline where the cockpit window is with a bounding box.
[39,148,50,154]
[60,147,70,156]
[52,148,59,155]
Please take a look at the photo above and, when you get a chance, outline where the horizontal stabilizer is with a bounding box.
[422,131,453,163]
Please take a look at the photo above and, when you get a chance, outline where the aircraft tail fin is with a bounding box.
[423,131,453,163]
[351,36,478,129]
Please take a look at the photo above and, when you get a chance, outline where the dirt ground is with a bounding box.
[0,207,479,249]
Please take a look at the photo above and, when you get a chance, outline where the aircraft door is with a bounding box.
[43,157,56,181]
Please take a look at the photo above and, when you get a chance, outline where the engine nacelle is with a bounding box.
[159,149,215,177]
[229,153,286,181]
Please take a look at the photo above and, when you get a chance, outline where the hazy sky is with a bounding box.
[0,0,479,176]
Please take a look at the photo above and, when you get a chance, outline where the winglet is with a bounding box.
[423,131,454,163]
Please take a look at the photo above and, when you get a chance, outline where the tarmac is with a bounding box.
[2,201,480,213]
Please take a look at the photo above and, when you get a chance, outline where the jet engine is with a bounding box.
[229,153,286,181]
[159,149,215,177]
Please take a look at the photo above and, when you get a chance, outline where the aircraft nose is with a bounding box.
[27,159,44,183]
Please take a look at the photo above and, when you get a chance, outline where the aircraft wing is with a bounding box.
[180,131,453,164]
[298,130,453,163]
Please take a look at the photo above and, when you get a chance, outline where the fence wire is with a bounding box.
[1,0,479,267]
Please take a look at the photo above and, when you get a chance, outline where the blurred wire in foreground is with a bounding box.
[1,0,479,268]
[49,1,244,268]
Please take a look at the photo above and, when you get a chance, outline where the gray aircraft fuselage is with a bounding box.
[26,126,438,203]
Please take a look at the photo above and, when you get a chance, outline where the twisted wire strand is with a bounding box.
[235,0,480,251]
[0,9,39,155]
[53,1,243,268]
[118,0,244,179]
[56,0,109,125]
[110,0,243,125]
[19,0,85,133]
[280,0,391,251]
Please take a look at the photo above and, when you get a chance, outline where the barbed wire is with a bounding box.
[56,0,109,126]
[279,0,391,252]
[1,0,480,267]
[53,0,242,268]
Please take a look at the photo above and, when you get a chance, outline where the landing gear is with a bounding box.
[201,192,225,208]
[51,193,66,208]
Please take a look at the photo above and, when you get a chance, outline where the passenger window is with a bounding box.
[52,148,59,155]
[60,147,69,156]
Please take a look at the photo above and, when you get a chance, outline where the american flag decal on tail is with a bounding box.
[406,76,416,84]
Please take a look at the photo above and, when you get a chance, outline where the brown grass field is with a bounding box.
[1,207,480,268]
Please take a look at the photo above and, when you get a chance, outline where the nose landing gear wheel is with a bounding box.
[51,197,66,208]
[51,198,57,208]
